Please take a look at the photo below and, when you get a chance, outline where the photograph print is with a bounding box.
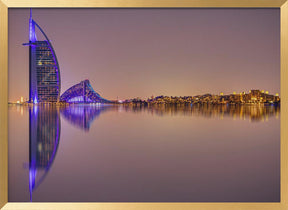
[8,8,280,202]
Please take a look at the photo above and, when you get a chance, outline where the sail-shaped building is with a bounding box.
[24,10,112,104]
[24,9,61,103]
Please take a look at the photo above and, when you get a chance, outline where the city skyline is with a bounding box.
[8,8,280,101]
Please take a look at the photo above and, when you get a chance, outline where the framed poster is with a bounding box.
[1,0,288,209]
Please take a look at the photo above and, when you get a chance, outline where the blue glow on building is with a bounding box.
[25,9,61,103]
[25,9,111,104]
[68,96,92,103]
[60,80,111,103]
[29,9,37,42]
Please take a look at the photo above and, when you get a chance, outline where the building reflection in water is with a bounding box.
[123,104,280,122]
[60,105,114,131]
[28,105,60,201]
[25,103,279,201]
[27,105,113,200]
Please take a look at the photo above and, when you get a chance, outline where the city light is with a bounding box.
[21,10,280,108]
[34,96,38,104]
[125,89,280,105]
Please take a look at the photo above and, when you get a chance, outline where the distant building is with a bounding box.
[60,80,111,103]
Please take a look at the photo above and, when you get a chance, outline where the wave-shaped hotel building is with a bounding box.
[24,10,110,104]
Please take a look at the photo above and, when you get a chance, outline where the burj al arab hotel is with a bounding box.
[23,9,61,103]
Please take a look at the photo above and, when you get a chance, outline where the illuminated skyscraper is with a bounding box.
[24,9,61,103]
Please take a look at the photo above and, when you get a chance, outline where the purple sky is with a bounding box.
[8,9,280,101]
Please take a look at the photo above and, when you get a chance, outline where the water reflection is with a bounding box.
[122,104,280,122]
[22,103,279,201]
[60,105,113,131]
[28,105,60,201]
[27,104,115,200]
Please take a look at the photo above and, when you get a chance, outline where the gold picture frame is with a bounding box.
[1,0,288,209]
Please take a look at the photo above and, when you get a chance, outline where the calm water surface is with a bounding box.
[8,104,280,202]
